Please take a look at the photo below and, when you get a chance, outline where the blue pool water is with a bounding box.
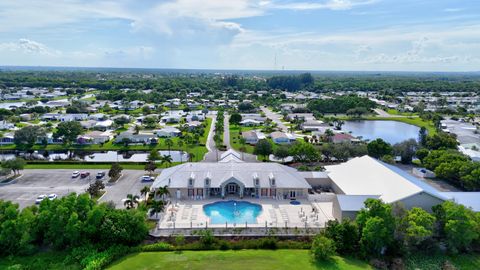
[203,200,262,224]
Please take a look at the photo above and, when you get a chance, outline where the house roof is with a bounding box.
[337,195,381,212]
[325,156,446,203]
[152,154,310,190]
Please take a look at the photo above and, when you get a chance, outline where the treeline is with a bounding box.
[0,193,148,257]
[312,199,480,266]
[267,73,314,92]
[307,95,376,114]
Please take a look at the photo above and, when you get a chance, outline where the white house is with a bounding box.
[270,132,296,144]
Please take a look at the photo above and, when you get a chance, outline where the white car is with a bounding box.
[72,171,80,178]
[35,194,47,204]
[141,175,154,182]
[48,194,58,200]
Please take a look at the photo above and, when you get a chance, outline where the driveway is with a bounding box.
[203,114,222,162]
[261,106,288,132]
[99,170,151,208]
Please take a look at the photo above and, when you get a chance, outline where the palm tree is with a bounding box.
[124,194,140,209]
[134,124,140,134]
[177,140,184,162]
[140,186,151,202]
[155,185,170,201]
[324,129,335,142]
[164,138,173,155]
[160,155,173,168]
[188,152,195,162]
[149,200,165,219]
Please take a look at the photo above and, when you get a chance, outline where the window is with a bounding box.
[188,179,193,186]
[255,179,259,186]
[205,179,210,186]
[271,179,275,186]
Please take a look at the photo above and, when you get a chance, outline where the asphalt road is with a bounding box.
[0,169,153,209]
[261,106,288,132]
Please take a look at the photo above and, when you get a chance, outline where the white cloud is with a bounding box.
[0,38,60,56]
[270,0,379,11]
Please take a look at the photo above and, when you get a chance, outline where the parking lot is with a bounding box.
[0,169,154,209]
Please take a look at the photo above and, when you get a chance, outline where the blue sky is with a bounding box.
[0,0,479,71]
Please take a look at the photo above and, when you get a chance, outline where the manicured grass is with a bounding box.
[0,251,81,270]
[230,125,256,153]
[24,162,181,170]
[107,250,372,270]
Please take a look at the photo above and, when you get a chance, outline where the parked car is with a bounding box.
[141,175,154,182]
[72,171,80,178]
[48,194,58,200]
[80,171,90,178]
[35,194,47,204]
[96,171,106,179]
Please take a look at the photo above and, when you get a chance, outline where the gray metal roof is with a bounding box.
[152,161,311,189]
[337,195,381,211]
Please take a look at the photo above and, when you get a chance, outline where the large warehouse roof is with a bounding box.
[325,156,446,203]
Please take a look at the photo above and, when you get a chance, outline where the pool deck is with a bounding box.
[152,198,334,236]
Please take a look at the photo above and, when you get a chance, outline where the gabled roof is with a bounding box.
[325,156,446,203]
[152,161,311,189]
[337,195,381,212]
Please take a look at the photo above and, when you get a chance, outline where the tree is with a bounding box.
[401,207,436,250]
[177,140,184,162]
[434,201,479,253]
[144,161,157,176]
[393,139,418,164]
[149,200,165,219]
[273,146,290,162]
[310,235,336,261]
[147,149,161,162]
[142,105,151,115]
[418,127,427,147]
[155,185,170,201]
[425,133,458,150]
[324,219,359,254]
[229,112,242,126]
[356,199,395,256]
[367,138,393,159]
[415,148,429,163]
[86,180,105,198]
[140,186,151,202]
[289,142,319,163]
[54,121,83,145]
[164,138,174,155]
[124,194,140,209]
[108,163,123,180]
[253,139,273,161]
[160,155,173,168]
[14,126,46,147]
[2,158,26,175]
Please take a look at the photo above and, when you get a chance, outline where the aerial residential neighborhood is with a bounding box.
[1,1,480,270]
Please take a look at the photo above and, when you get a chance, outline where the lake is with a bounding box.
[342,120,420,145]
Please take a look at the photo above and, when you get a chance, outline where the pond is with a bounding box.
[0,150,189,163]
[342,120,420,145]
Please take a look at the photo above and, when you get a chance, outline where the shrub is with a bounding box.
[259,237,278,250]
[199,229,216,249]
[141,242,174,252]
[310,235,336,261]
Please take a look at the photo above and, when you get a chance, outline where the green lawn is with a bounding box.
[24,162,180,170]
[0,251,81,270]
[107,250,372,270]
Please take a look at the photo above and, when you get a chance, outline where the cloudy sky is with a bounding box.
[0,0,479,71]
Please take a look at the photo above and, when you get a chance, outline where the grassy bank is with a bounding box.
[24,162,181,170]
[107,250,372,270]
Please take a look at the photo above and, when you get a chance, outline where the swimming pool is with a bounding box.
[203,200,262,224]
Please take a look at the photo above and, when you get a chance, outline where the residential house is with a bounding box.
[115,131,157,144]
[77,131,112,144]
[155,127,181,138]
[270,132,296,144]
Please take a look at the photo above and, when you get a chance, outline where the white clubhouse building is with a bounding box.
[152,150,479,223]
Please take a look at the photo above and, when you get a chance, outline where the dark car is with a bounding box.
[96,171,106,179]
[80,171,90,178]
